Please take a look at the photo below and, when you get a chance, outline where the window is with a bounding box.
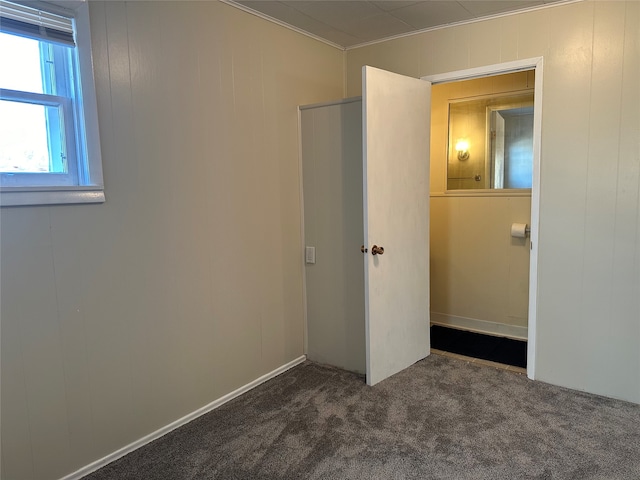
[0,0,104,206]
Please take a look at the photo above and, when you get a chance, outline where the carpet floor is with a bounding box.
[430,325,527,368]
[83,355,640,480]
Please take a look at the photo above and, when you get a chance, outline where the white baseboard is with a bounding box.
[431,312,527,341]
[59,355,307,480]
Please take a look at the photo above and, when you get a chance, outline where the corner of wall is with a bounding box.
[342,49,348,98]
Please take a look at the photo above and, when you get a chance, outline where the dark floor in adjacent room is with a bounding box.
[83,356,640,480]
[430,325,527,368]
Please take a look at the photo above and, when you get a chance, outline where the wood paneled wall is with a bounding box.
[0,2,343,478]
[346,0,640,404]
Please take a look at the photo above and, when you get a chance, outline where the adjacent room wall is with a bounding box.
[430,73,533,339]
[0,2,343,479]
[346,0,640,403]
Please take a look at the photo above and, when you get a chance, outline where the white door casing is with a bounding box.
[423,57,543,379]
[362,66,432,386]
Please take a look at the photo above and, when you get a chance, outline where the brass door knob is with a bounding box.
[371,245,384,255]
[360,245,368,253]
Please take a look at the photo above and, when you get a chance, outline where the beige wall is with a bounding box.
[347,0,640,403]
[0,2,343,479]
[430,194,532,335]
[430,74,532,337]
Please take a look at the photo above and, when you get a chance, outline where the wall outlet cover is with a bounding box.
[305,246,316,264]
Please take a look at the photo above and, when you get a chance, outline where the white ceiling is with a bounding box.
[227,0,571,49]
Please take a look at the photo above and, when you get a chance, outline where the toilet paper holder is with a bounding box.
[510,223,530,238]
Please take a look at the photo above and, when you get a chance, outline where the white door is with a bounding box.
[362,66,431,386]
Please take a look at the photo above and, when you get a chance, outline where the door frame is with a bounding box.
[423,57,543,380]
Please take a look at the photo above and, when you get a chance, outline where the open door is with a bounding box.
[363,66,431,386]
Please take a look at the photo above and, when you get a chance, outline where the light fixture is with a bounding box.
[455,139,470,160]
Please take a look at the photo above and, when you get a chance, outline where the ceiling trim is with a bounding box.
[345,0,582,50]
[344,0,584,50]
[222,0,583,52]
[220,0,345,51]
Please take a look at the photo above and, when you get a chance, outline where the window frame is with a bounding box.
[1,88,78,186]
[0,0,104,207]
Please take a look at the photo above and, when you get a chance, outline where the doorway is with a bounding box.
[299,60,542,383]
[424,58,543,379]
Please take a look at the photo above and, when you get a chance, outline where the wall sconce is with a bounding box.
[455,139,470,160]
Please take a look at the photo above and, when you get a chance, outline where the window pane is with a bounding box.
[503,109,534,189]
[0,99,66,173]
[0,32,44,93]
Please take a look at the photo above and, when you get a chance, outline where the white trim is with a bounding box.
[58,356,307,480]
[422,56,543,381]
[74,1,103,188]
[297,107,309,356]
[424,58,542,85]
[361,67,371,385]
[220,0,344,51]
[431,312,528,341]
[346,0,582,51]
[527,58,543,381]
[0,187,104,206]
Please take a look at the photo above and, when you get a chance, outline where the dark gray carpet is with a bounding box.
[83,355,640,480]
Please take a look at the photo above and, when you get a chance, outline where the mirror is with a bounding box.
[447,92,534,190]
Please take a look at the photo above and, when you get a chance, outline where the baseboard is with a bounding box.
[59,355,307,480]
[431,312,527,341]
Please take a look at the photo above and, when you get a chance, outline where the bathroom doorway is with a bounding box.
[423,58,543,378]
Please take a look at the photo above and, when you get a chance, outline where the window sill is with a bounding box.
[0,187,105,207]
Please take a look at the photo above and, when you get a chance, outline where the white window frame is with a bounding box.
[1,89,78,186]
[0,0,104,206]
